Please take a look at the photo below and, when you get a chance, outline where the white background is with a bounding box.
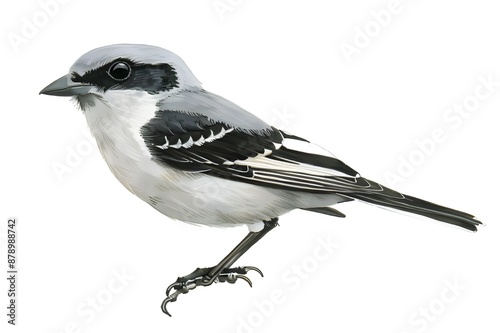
[1,0,499,332]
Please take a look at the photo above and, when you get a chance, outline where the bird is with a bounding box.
[40,44,482,316]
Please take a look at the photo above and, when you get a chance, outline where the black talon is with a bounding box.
[165,282,180,297]
[234,274,253,287]
[244,266,264,277]
[162,281,200,317]
[161,294,177,317]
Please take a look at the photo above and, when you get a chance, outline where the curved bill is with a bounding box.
[40,74,92,96]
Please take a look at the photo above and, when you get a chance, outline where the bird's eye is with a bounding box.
[107,61,131,81]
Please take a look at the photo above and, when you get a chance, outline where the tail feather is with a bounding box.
[302,206,347,218]
[347,190,482,232]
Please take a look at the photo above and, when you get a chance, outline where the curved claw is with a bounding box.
[162,285,192,317]
[165,282,181,297]
[244,266,264,277]
[237,274,253,287]
[161,295,176,317]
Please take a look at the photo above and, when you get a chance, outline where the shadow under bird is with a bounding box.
[40,44,482,316]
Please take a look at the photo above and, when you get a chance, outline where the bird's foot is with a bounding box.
[161,266,263,316]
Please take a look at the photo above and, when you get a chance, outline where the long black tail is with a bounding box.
[347,190,482,232]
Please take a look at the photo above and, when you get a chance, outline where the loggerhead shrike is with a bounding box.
[40,44,482,316]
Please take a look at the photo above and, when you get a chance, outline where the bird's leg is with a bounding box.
[161,218,279,316]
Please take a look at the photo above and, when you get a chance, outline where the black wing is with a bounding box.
[140,109,401,197]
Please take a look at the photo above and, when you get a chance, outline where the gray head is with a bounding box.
[40,44,201,102]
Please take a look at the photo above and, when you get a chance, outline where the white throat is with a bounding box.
[82,90,162,194]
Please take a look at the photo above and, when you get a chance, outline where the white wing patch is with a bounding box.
[251,171,354,192]
[156,127,234,150]
[281,137,336,158]
[234,137,358,178]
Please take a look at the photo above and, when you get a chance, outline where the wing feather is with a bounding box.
[140,93,401,197]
